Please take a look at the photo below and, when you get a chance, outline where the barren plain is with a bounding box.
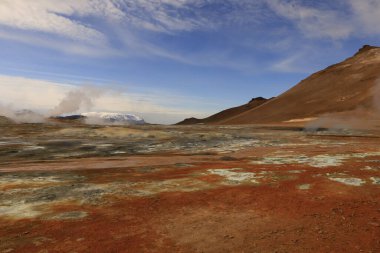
[0,121,379,252]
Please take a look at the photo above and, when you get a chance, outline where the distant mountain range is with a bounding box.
[177,97,272,125]
[54,112,145,125]
[81,112,145,125]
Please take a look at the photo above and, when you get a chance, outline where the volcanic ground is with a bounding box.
[0,121,379,252]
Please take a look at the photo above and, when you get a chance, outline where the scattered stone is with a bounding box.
[46,211,88,220]
[288,170,306,174]
[361,166,378,171]
[251,152,380,168]
[370,177,380,185]
[298,184,311,190]
[207,168,262,184]
[368,222,380,227]
[328,177,365,186]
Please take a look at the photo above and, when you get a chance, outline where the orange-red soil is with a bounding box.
[0,126,379,253]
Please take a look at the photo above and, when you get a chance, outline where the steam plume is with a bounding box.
[306,79,380,131]
[0,85,107,123]
[49,86,102,116]
[0,104,45,123]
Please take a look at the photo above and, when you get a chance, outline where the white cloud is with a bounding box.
[0,0,268,61]
[0,0,214,42]
[349,0,380,36]
[266,0,380,41]
[272,53,305,73]
[0,0,269,40]
[0,0,119,44]
[2,0,379,73]
[0,74,212,124]
[117,0,204,33]
[267,0,352,40]
[0,29,119,57]
[0,0,129,56]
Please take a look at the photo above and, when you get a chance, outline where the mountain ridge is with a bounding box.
[220,45,380,125]
[178,45,380,126]
[176,97,272,125]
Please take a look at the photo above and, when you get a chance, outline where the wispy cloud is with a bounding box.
[0,1,267,59]
[0,0,379,73]
[349,0,380,36]
[267,0,380,40]
[0,29,119,57]
[0,0,127,56]
[267,0,352,40]
[0,0,119,44]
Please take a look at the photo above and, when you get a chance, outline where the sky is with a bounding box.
[0,0,380,124]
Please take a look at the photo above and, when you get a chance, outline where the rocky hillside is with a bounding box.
[221,45,380,125]
[177,97,271,125]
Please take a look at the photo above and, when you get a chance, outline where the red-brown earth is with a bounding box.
[0,123,379,252]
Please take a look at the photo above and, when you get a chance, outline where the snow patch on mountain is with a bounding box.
[81,112,145,125]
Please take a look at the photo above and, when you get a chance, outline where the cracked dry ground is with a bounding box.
[0,124,379,252]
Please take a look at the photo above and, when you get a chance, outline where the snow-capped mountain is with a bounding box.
[81,112,145,125]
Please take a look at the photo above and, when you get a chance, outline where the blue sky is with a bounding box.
[0,0,379,124]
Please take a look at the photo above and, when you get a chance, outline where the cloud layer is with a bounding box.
[0,0,379,72]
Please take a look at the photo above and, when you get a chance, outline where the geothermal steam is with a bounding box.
[0,104,45,123]
[49,87,102,116]
[306,80,380,131]
[0,86,104,123]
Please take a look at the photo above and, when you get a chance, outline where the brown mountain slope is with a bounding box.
[221,45,380,125]
[177,97,271,125]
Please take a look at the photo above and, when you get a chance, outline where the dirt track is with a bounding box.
[0,123,379,252]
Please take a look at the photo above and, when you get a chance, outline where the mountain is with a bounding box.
[51,115,86,124]
[52,112,146,125]
[54,115,86,121]
[81,112,145,125]
[220,45,380,125]
[1,109,45,123]
[0,116,12,125]
[177,97,271,125]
